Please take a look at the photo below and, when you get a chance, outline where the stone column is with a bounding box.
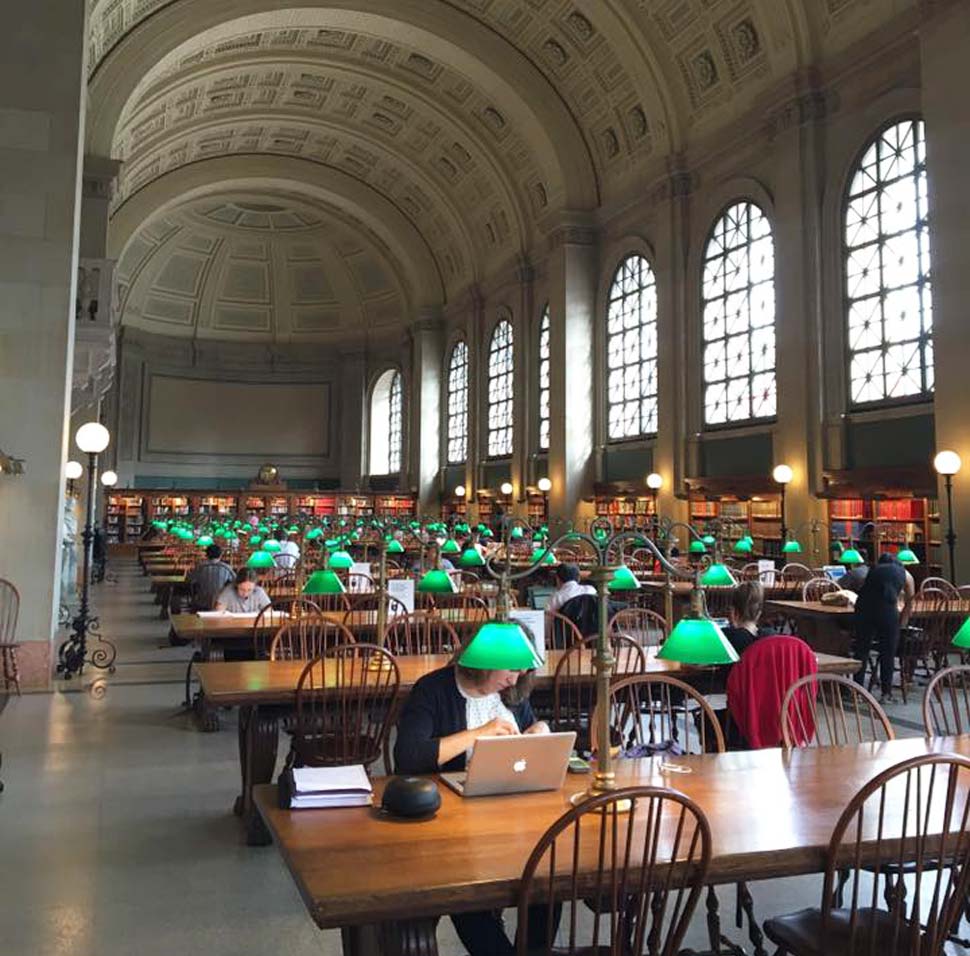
[0,1,87,686]
[922,0,970,582]
[767,92,831,562]
[410,311,443,515]
[546,217,597,523]
[512,257,534,516]
[339,349,366,491]
[465,287,484,525]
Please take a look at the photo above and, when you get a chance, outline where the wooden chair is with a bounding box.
[0,579,20,695]
[920,576,960,598]
[923,664,970,736]
[780,674,894,748]
[598,673,726,757]
[269,618,356,661]
[738,561,762,581]
[303,591,352,613]
[801,576,840,602]
[382,612,460,656]
[607,607,668,648]
[780,562,813,582]
[289,644,400,772]
[546,609,585,650]
[346,572,374,594]
[263,572,298,601]
[447,570,480,589]
[515,786,712,956]
[764,753,970,956]
[958,585,970,601]
[252,599,321,658]
[702,585,735,619]
[551,635,645,746]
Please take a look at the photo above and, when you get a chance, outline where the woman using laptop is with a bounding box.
[394,656,551,955]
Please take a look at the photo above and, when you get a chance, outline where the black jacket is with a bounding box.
[393,666,537,774]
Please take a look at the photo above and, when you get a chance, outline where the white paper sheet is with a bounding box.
[509,609,547,664]
[387,578,415,615]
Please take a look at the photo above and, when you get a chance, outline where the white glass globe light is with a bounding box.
[500,482,513,496]
[934,450,962,476]
[773,464,794,485]
[537,477,552,493]
[100,470,118,487]
[454,485,466,498]
[646,472,663,490]
[65,461,83,480]
[75,422,110,454]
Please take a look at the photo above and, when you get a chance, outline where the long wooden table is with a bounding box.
[196,648,858,845]
[254,735,970,955]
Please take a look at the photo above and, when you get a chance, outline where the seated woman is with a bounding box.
[394,657,551,955]
[215,568,271,614]
[720,581,767,657]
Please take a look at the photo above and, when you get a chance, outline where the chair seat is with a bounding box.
[764,906,920,956]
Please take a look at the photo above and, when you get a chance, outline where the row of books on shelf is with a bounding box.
[828,498,932,521]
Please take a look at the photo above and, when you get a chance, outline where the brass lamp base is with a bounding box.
[569,770,631,813]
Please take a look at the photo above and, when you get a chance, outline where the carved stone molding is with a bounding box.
[763,90,829,141]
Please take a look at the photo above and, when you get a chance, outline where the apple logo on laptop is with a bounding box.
[513,758,528,774]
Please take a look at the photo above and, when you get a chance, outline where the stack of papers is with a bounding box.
[290,765,373,809]
[196,610,263,619]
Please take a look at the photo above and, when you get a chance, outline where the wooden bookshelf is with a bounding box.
[827,495,938,569]
[591,483,657,532]
[106,494,146,543]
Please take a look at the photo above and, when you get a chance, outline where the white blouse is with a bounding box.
[456,681,518,760]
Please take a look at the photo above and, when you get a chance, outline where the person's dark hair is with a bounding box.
[275,529,287,542]
[454,666,535,707]
[235,568,259,585]
[556,563,581,584]
[878,552,901,565]
[730,581,764,624]
[205,544,222,560]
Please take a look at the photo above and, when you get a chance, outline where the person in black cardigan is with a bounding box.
[394,662,553,956]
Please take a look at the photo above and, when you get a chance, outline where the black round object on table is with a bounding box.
[381,776,441,819]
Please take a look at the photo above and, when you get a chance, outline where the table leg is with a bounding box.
[158,583,170,620]
[379,918,439,956]
[236,703,280,846]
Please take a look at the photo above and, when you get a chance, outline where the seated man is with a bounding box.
[273,529,301,570]
[545,563,597,642]
[215,568,271,614]
[187,544,235,611]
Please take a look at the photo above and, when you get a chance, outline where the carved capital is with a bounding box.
[763,90,829,141]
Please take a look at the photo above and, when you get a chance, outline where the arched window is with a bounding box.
[538,305,551,450]
[845,119,932,405]
[701,201,776,425]
[487,318,514,458]
[369,369,402,474]
[446,341,468,464]
[606,255,658,439]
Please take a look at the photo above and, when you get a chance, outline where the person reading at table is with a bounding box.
[852,552,915,704]
[394,659,553,956]
[721,581,768,657]
[215,568,271,614]
[187,543,235,610]
[273,529,300,570]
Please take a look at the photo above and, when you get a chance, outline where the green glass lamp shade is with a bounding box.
[952,617,970,650]
[530,547,557,566]
[459,621,541,670]
[532,530,544,542]
[262,539,282,553]
[510,526,524,540]
[657,617,740,665]
[417,569,457,594]
[196,535,214,547]
[689,540,708,555]
[324,538,339,550]
[257,525,269,534]
[386,538,405,554]
[476,523,487,532]
[897,547,919,565]
[441,538,461,554]
[152,520,166,530]
[455,522,470,535]
[733,538,754,555]
[702,535,716,547]
[304,528,322,541]
[782,539,803,554]
[248,535,262,547]
[608,565,640,592]
[459,547,486,568]
[327,549,354,570]
[700,563,737,587]
[303,570,346,596]
[593,527,609,542]
[246,550,277,569]
[481,528,494,539]
[287,525,299,534]
[839,548,865,566]
[410,521,421,530]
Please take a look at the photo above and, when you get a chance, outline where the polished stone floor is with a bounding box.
[0,557,941,955]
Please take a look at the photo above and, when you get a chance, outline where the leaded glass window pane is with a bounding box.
[388,371,402,474]
[488,319,514,457]
[606,255,658,440]
[538,306,550,451]
[702,202,776,425]
[446,341,468,464]
[845,119,932,405]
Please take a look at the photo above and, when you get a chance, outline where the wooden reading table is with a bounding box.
[254,734,970,956]
[196,648,858,844]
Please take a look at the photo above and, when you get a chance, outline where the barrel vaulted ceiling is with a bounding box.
[89,0,915,340]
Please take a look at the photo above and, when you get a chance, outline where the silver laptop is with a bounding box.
[440,731,576,797]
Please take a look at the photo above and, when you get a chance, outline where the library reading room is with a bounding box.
[4,2,970,955]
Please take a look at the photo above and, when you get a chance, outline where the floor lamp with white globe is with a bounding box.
[58,423,117,679]
[935,450,962,583]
